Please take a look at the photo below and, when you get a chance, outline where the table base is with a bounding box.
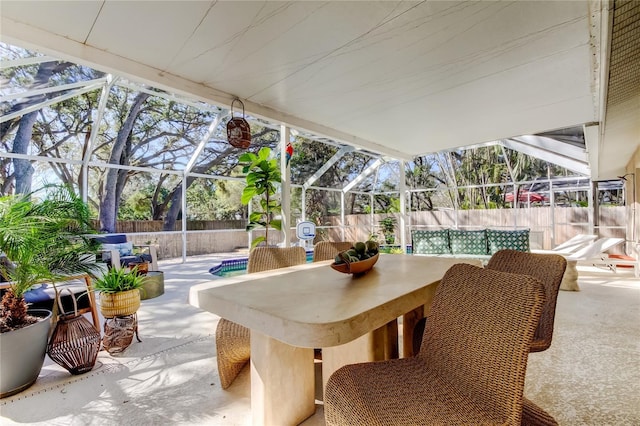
[250,331,315,425]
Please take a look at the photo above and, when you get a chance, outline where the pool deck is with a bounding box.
[1,253,639,425]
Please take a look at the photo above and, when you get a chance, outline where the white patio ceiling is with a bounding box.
[1,1,638,180]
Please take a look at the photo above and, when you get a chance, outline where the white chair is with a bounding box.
[533,234,597,255]
[559,238,626,290]
[565,237,625,264]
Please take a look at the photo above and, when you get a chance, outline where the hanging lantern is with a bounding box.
[226,98,251,149]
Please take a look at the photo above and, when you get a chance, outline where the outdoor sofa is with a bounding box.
[411,228,530,262]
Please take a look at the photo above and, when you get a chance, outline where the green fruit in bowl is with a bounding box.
[354,242,366,254]
[345,249,359,258]
[366,240,378,251]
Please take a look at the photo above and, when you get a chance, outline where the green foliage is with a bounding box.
[0,185,101,330]
[92,267,145,294]
[379,216,397,244]
[238,147,282,248]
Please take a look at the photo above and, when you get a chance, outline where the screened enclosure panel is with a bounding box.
[0,159,82,198]
[314,151,377,189]
[90,85,219,171]
[186,177,245,221]
[409,189,456,212]
[406,153,451,190]
[448,146,511,187]
[87,166,183,229]
[289,137,339,185]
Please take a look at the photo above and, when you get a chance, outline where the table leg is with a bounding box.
[402,280,440,357]
[250,330,315,426]
[322,321,398,393]
[402,306,424,358]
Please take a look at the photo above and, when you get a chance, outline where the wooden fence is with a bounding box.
[110,206,626,259]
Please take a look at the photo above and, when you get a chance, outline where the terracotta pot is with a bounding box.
[99,289,141,318]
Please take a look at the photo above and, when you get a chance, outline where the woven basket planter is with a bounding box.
[99,289,141,318]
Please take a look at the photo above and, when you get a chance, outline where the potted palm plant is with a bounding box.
[0,185,100,398]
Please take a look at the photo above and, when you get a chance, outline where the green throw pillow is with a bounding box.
[449,229,488,255]
[412,230,450,254]
[487,229,530,254]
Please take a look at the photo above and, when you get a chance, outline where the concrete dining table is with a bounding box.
[188,254,481,425]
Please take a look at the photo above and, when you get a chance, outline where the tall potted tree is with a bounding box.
[239,147,282,248]
[0,185,99,398]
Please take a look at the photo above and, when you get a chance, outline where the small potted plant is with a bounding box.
[93,267,145,318]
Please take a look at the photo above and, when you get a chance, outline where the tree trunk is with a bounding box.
[11,112,38,194]
[99,93,149,232]
[4,61,74,194]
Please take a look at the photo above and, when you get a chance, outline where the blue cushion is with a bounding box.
[412,230,451,254]
[449,230,488,255]
[487,229,530,254]
[93,234,128,244]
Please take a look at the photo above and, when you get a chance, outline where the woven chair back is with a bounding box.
[312,241,353,262]
[247,246,307,274]
[420,264,545,422]
[486,249,567,352]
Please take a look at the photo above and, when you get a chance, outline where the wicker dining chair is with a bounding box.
[215,246,306,389]
[486,249,567,426]
[311,241,354,360]
[312,241,354,262]
[486,249,567,353]
[324,263,545,425]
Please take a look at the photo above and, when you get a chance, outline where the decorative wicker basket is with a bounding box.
[99,288,141,318]
[330,253,379,276]
[103,314,140,355]
[46,288,101,375]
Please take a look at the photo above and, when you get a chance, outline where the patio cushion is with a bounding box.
[412,230,451,254]
[487,229,530,254]
[101,242,134,261]
[92,234,128,244]
[449,229,488,255]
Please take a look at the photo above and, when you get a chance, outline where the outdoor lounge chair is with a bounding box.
[312,241,353,262]
[565,237,625,264]
[324,264,545,425]
[215,246,306,389]
[533,233,597,255]
[559,237,626,290]
[604,252,640,277]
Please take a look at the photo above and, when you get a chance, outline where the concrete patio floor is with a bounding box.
[0,254,638,425]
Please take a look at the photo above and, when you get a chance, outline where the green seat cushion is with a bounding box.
[449,229,488,255]
[487,229,530,254]
[412,230,451,254]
